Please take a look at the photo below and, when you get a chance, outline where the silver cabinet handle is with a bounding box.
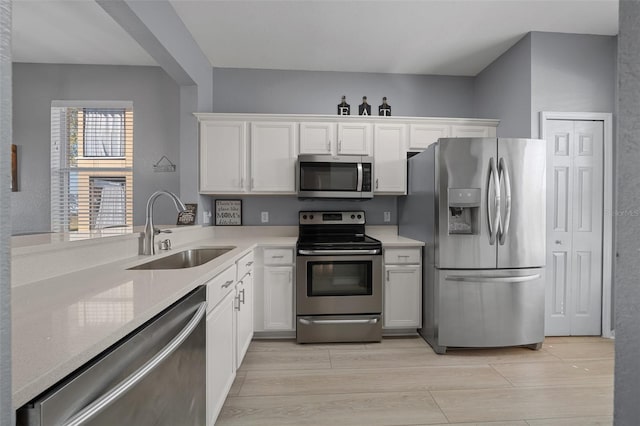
[445,274,541,283]
[245,261,254,267]
[221,280,234,289]
[326,140,331,151]
[298,249,381,255]
[338,140,342,152]
[240,288,246,304]
[498,157,511,245]
[299,318,378,325]
[271,255,284,259]
[240,178,244,189]
[62,302,207,426]
[555,240,562,244]
[375,178,379,190]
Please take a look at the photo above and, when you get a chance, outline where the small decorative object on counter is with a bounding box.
[337,95,350,115]
[177,203,197,225]
[358,96,371,116]
[215,199,242,226]
[378,97,391,116]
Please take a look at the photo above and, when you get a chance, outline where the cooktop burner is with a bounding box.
[297,210,382,251]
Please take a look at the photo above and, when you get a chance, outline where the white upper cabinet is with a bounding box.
[249,122,297,193]
[451,124,494,138]
[374,123,407,194]
[337,122,373,155]
[200,121,246,193]
[299,122,335,155]
[409,123,450,150]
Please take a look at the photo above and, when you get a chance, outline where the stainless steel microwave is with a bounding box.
[296,155,373,199]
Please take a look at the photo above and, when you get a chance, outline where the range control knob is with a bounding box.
[357,214,362,219]
[303,215,307,220]
[310,215,314,220]
[351,214,355,219]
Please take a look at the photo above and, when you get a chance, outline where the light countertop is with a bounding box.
[11,231,422,410]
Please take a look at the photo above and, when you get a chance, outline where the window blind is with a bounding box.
[51,105,133,233]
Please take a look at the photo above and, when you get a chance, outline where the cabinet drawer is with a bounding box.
[206,264,237,311]
[384,248,421,264]
[236,251,255,280]
[263,248,294,265]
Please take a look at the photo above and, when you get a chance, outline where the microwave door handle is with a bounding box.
[356,162,363,192]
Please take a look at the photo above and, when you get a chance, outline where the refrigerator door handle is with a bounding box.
[498,157,512,245]
[445,274,541,283]
[487,157,501,245]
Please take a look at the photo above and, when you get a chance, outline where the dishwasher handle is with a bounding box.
[62,301,208,426]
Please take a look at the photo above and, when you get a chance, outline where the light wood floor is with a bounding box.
[216,336,614,425]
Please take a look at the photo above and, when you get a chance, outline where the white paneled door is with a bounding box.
[544,120,603,336]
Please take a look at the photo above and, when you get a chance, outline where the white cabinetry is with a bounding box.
[299,122,335,155]
[262,248,295,331]
[199,121,246,193]
[235,252,254,368]
[374,124,407,194]
[250,122,297,193]
[383,248,422,330]
[409,123,449,150]
[451,124,493,138]
[337,122,373,155]
[206,265,237,426]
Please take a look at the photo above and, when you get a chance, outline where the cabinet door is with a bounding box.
[250,122,297,193]
[299,122,335,155]
[206,291,236,426]
[235,272,254,368]
[383,266,421,328]
[374,123,407,194]
[263,266,294,331]
[409,123,450,150]
[337,122,372,155]
[200,121,246,193]
[451,125,492,138]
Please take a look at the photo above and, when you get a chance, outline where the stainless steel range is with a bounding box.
[296,211,383,343]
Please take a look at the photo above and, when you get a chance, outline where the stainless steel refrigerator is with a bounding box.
[399,138,546,354]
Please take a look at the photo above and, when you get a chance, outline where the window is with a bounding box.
[51,102,133,232]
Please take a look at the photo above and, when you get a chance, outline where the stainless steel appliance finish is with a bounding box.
[296,211,383,343]
[17,287,207,426]
[399,138,546,354]
[296,155,373,199]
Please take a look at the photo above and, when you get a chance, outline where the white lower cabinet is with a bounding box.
[263,266,294,331]
[206,289,235,426]
[384,266,421,328]
[383,248,422,330]
[235,271,253,368]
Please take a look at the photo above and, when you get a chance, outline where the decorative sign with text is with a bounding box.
[215,199,242,226]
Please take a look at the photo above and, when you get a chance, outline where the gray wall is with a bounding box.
[615,1,640,422]
[0,2,12,424]
[530,32,617,138]
[212,68,475,117]
[213,196,398,226]
[210,68,476,225]
[474,34,532,138]
[11,63,181,234]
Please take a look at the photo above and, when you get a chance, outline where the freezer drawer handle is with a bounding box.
[62,301,208,426]
[298,318,379,325]
[445,274,541,283]
[498,157,512,245]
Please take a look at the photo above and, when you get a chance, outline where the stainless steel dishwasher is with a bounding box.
[17,286,207,426]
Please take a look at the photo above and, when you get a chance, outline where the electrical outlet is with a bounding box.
[384,211,391,223]
[202,211,210,224]
[261,211,269,223]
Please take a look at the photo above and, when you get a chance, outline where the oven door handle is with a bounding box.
[299,318,379,325]
[297,249,381,255]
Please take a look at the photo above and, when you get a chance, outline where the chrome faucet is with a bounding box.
[142,190,187,255]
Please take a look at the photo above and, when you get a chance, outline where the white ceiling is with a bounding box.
[12,0,618,76]
[12,0,156,66]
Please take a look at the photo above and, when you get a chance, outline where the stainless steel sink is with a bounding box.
[128,247,236,270]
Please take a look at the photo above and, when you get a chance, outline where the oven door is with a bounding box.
[296,254,382,315]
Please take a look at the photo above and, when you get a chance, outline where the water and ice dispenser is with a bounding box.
[447,188,481,234]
